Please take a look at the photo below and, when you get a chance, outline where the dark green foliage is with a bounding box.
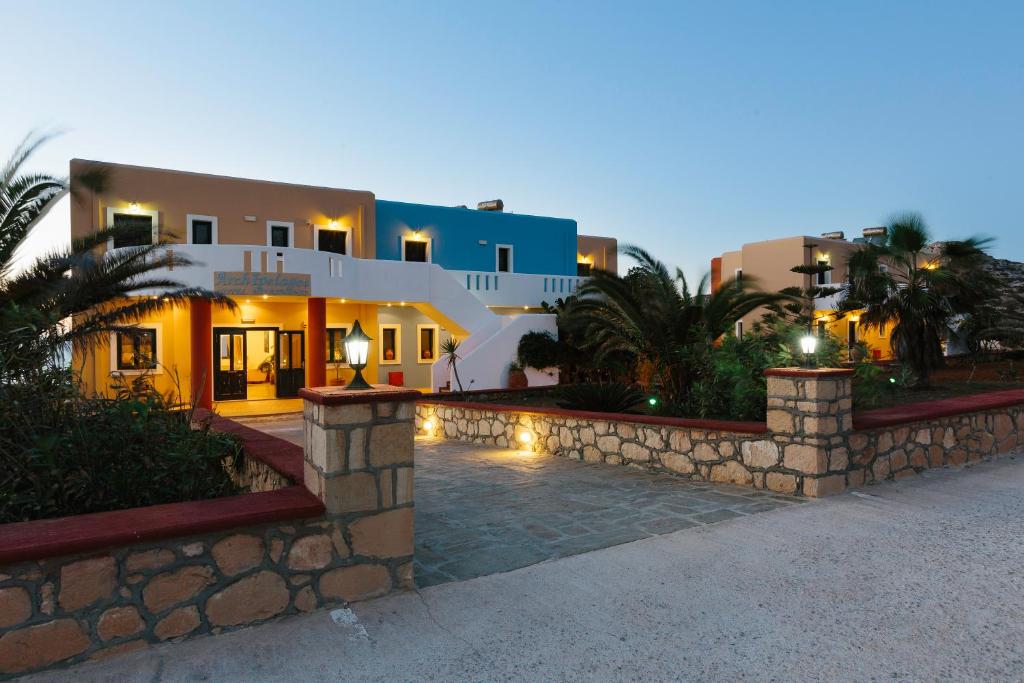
[517,330,564,370]
[555,382,645,413]
[0,358,243,524]
[851,358,893,409]
[841,212,994,387]
[689,334,773,421]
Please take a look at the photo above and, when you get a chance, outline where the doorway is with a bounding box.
[213,327,304,401]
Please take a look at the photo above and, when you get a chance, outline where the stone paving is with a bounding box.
[233,416,806,589]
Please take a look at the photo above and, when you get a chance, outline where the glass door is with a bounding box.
[276,330,305,398]
[213,329,247,401]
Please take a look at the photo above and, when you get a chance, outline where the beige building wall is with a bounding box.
[69,160,376,256]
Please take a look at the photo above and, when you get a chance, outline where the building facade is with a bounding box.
[69,160,616,408]
[711,229,894,359]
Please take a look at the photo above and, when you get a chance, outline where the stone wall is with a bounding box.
[0,390,419,679]
[0,513,409,678]
[418,370,1024,498]
[845,405,1024,487]
[415,402,779,490]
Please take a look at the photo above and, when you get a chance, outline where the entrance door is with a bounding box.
[213,329,247,401]
[276,330,305,398]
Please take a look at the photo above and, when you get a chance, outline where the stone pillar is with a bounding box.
[300,385,419,588]
[306,297,327,389]
[765,368,854,497]
[189,298,213,409]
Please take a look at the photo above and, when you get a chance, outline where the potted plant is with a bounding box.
[507,361,528,389]
[328,362,346,386]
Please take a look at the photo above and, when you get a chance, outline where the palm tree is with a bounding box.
[0,132,234,380]
[571,245,786,411]
[440,336,465,395]
[840,212,993,387]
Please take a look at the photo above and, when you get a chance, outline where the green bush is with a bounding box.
[852,359,894,409]
[0,364,243,524]
[555,382,646,413]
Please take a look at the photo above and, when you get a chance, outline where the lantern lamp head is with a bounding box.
[799,334,818,367]
[343,320,373,390]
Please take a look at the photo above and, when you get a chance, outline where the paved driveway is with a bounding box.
[31,454,1024,681]
[235,415,803,587]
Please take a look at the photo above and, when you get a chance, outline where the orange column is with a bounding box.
[710,257,723,293]
[307,297,327,389]
[190,298,213,409]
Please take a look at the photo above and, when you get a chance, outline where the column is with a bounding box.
[765,368,854,497]
[301,386,420,591]
[189,298,212,410]
[307,297,327,389]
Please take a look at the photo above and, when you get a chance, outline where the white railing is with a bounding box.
[447,270,585,308]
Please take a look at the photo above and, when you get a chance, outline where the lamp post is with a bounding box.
[343,320,372,390]
[799,333,818,369]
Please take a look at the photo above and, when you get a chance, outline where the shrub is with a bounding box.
[517,330,563,370]
[555,383,646,414]
[852,359,894,409]
[0,365,243,524]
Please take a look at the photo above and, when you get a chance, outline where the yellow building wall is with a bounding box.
[75,300,381,402]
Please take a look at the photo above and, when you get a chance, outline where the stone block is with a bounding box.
[847,468,865,488]
[287,534,334,570]
[319,564,391,603]
[765,472,797,494]
[124,548,176,573]
[143,565,215,613]
[741,440,780,469]
[97,606,144,641]
[829,447,849,471]
[661,452,695,475]
[596,435,620,452]
[154,605,201,640]
[621,442,651,462]
[766,410,795,434]
[379,469,394,508]
[295,586,318,612]
[349,508,414,558]
[58,556,117,611]
[803,474,846,497]
[323,403,372,425]
[205,571,289,626]
[369,422,415,466]
[692,443,719,462]
[211,534,265,576]
[767,377,799,398]
[782,444,826,474]
[616,423,636,439]
[396,467,414,505]
[89,640,148,662]
[0,587,31,628]
[709,461,753,486]
[321,472,380,513]
[668,430,691,452]
[306,424,343,473]
[0,619,90,674]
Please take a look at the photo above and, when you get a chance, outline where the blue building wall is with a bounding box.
[375,200,577,276]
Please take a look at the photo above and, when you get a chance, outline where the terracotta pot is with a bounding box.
[508,369,528,389]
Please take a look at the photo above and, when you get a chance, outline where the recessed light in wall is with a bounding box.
[386,303,392,307]
[245,298,251,304]
[400,301,406,306]
[243,215,256,222]
[262,294,268,300]
[340,298,347,303]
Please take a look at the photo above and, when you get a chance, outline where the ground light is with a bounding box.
[648,397,658,407]
[517,431,533,446]
[422,418,435,432]
[343,320,372,390]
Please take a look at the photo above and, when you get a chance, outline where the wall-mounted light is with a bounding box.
[262,294,268,300]
[128,201,140,213]
[329,219,340,230]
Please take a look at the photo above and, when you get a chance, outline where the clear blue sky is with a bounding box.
[3,1,1022,278]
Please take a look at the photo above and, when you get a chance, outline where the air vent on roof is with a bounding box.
[863,227,887,237]
[821,231,845,240]
[477,199,504,212]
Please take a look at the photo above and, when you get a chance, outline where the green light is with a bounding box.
[889,378,897,383]
[648,397,658,406]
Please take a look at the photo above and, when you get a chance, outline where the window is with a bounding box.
[267,221,294,248]
[496,245,513,273]
[106,207,159,249]
[817,320,827,337]
[187,214,217,245]
[326,327,348,364]
[735,268,743,289]
[735,320,744,337]
[848,320,858,347]
[816,260,831,285]
[577,261,592,277]
[317,228,348,255]
[379,324,401,364]
[403,238,429,263]
[417,324,439,364]
[115,328,157,371]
